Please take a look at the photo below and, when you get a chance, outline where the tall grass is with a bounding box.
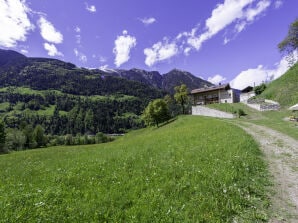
[0,116,270,222]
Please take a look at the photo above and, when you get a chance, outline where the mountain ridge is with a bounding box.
[0,49,213,93]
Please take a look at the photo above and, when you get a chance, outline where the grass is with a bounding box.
[208,103,298,140]
[260,62,298,107]
[0,116,270,222]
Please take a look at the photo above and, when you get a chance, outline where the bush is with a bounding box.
[237,109,246,118]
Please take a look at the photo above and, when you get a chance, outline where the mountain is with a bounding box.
[162,69,212,93]
[99,68,212,93]
[261,62,298,107]
[0,49,212,94]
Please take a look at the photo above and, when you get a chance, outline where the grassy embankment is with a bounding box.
[208,103,298,140]
[0,116,270,222]
[261,63,298,107]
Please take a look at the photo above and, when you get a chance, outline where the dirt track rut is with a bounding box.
[238,122,298,223]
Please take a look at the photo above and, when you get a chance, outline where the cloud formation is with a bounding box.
[85,3,96,13]
[113,30,137,67]
[74,48,87,63]
[74,26,81,44]
[208,74,227,85]
[38,16,63,44]
[139,17,156,25]
[144,39,178,66]
[187,0,271,50]
[144,0,272,66]
[274,0,283,9]
[44,43,63,56]
[0,0,34,47]
[230,51,297,90]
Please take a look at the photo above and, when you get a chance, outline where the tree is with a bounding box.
[0,121,6,153]
[254,83,267,95]
[33,125,47,147]
[5,128,26,151]
[174,84,189,114]
[278,18,298,66]
[142,99,170,127]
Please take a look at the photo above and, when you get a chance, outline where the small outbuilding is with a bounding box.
[240,86,255,102]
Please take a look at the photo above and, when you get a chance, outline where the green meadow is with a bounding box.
[0,116,270,222]
[207,103,298,140]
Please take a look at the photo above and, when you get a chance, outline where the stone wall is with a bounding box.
[192,106,235,119]
[245,98,280,111]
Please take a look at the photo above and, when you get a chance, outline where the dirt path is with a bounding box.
[238,122,298,222]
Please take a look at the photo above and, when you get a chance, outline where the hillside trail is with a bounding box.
[236,122,298,222]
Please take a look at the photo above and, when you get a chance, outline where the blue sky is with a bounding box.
[0,0,297,89]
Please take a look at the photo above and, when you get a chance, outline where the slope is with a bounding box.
[0,116,270,222]
[261,62,298,107]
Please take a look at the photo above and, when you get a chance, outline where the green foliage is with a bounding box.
[0,120,6,153]
[142,99,170,127]
[0,116,270,222]
[237,108,246,118]
[254,83,267,95]
[260,62,298,106]
[278,18,298,66]
[5,128,26,151]
[174,84,189,114]
[33,125,47,148]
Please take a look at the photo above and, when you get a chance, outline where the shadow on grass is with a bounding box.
[155,117,178,129]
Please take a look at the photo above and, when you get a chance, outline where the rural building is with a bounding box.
[240,86,255,102]
[191,84,240,105]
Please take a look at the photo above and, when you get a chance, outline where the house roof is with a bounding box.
[241,86,254,93]
[191,84,230,94]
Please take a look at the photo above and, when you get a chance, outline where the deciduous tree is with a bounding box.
[278,18,298,66]
[174,84,189,114]
[142,99,170,127]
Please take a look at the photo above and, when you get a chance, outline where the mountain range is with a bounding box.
[0,49,212,94]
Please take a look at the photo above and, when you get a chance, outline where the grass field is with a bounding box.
[208,103,298,140]
[0,116,270,222]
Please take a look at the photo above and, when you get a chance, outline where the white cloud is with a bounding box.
[74,48,87,63]
[44,43,63,57]
[208,74,227,85]
[139,17,156,25]
[74,26,81,33]
[21,49,28,54]
[0,0,34,47]
[245,0,271,22]
[75,27,81,45]
[184,0,271,50]
[274,0,283,9]
[99,64,109,70]
[184,47,191,56]
[113,30,137,67]
[99,56,107,63]
[223,37,230,45]
[85,3,96,13]
[38,16,63,44]
[144,39,178,67]
[230,52,298,90]
[230,65,269,90]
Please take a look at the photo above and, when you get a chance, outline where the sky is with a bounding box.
[0,0,297,89]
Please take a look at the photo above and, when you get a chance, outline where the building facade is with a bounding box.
[191,84,240,105]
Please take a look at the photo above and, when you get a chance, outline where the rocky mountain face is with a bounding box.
[97,68,213,93]
[0,49,212,94]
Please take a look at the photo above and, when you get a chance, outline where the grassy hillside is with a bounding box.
[0,116,270,222]
[261,62,298,107]
[208,103,298,139]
